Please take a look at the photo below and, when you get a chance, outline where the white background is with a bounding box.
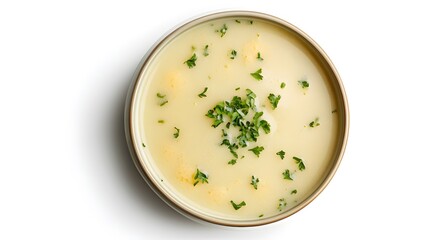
[1,0,428,239]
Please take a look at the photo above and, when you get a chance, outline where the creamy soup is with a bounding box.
[133,17,339,221]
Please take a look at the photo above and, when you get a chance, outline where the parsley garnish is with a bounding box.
[235,87,240,91]
[216,24,228,37]
[235,19,241,23]
[198,87,208,98]
[282,169,294,180]
[157,92,168,106]
[228,159,237,165]
[309,118,320,127]
[206,89,270,160]
[293,156,306,171]
[298,80,309,89]
[257,52,264,61]
[230,49,237,59]
[248,146,264,157]
[278,198,287,211]
[251,175,259,190]
[280,82,286,89]
[268,93,281,109]
[184,53,197,68]
[158,120,165,124]
[230,200,246,210]
[203,45,209,57]
[276,150,285,160]
[142,142,146,148]
[259,214,264,218]
[291,189,297,195]
[193,168,209,186]
[250,68,263,80]
[173,127,180,138]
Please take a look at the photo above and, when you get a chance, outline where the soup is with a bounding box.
[127,12,347,226]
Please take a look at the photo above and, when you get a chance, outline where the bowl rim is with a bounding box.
[124,10,349,227]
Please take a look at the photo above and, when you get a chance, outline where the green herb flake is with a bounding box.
[282,169,294,180]
[249,20,254,25]
[228,159,237,165]
[230,200,246,210]
[280,82,286,89]
[198,87,208,98]
[142,142,146,148]
[173,127,180,139]
[193,168,209,186]
[268,93,281,109]
[291,189,298,195]
[250,68,263,81]
[293,156,306,171]
[276,150,285,160]
[278,198,287,211]
[257,52,264,61]
[250,175,259,190]
[298,80,310,89]
[203,45,209,57]
[230,49,237,59]
[248,146,264,157]
[235,19,241,23]
[184,53,197,68]
[157,93,168,106]
[259,214,264,218]
[158,120,165,124]
[309,118,320,127]
[217,24,228,37]
[235,87,240,91]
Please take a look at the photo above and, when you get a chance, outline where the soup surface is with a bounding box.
[133,17,339,220]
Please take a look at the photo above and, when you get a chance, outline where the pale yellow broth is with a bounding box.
[134,18,339,220]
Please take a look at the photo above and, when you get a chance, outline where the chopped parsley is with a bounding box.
[298,80,309,89]
[291,189,298,195]
[248,146,264,157]
[280,82,286,89]
[198,87,208,98]
[250,68,263,81]
[259,214,264,218]
[257,52,264,61]
[193,168,209,186]
[228,159,237,165]
[293,156,306,171]
[230,49,237,59]
[142,142,146,148]
[276,150,285,160]
[173,127,180,138]
[230,200,246,210]
[158,120,165,124]
[184,53,197,68]
[251,175,259,190]
[309,118,320,127]
[217,24,228,37]
[282,169,294,180]
[268,93,281,109]
[235,19,241,23]
[278,198,287,211]
[156,92,168,106]
[235,87,240,91]
[205,89,271,160]
[203,45,209,57]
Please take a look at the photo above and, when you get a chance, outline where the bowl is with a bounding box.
[125,10,349,227]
